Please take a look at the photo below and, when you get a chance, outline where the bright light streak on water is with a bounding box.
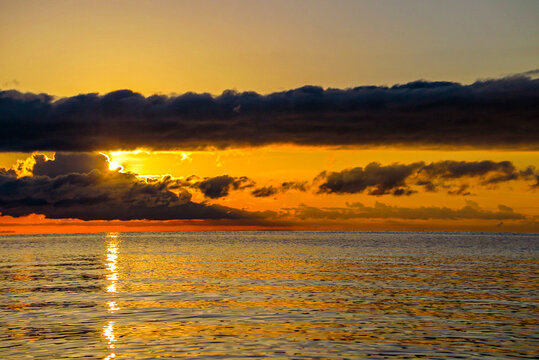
[0,231,537,359]
[103,320,116,360]
[107,301,119,313]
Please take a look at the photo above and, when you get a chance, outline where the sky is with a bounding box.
[0,0,538,234]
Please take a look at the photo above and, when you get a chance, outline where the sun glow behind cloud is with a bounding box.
[97,147,539,229]
[99,152,125,172]
[0,146,537,235]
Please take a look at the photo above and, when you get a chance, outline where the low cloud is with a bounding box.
[33,152,110,177]
[195,175,254,199]
[317,162,422,196]
[169,174,255,199]
[175,176,307,199]
[251,181,308,198]
[520,166,539,188]
[1,75,538,152]
[251,186,279,198]
[316,160,538,196]
[419,160,518,184]
[0,153,259,221]
[289,201,526,220]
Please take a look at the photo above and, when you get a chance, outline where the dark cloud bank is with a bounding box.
[0,153,262,221]
[1,75,538,152]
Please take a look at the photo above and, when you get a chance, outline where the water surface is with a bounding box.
[0,231,537,359]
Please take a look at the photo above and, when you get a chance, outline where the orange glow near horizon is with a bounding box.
[104,147,539,218]
[0,212,537,234]
[0,146,537,234]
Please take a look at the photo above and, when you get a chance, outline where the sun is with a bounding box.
[108,160,123,171]
[99,152,124,172]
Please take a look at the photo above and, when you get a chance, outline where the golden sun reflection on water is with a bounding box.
[107,301,120,313]
[103,320,116,359]
[106,234,119,294]
[103,233,120,360]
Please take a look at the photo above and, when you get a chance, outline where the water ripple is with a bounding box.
[0,231,537,359]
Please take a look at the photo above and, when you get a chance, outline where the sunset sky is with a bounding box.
[0,0,538,234]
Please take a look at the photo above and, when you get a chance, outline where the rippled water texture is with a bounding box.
[0,231,538,359]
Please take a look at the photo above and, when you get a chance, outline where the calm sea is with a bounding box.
[0,231,537,359]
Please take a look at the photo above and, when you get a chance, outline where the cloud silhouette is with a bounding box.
[251,181,308,198]
[0,153,259,221]
[419,160,519,184]
[520,166,539,188]
[32,152,110,177]
[316,160,537,196]
[251,186,279,198]
[317,162,422,196]
[1,75,538,152]
[196,175,254,199]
